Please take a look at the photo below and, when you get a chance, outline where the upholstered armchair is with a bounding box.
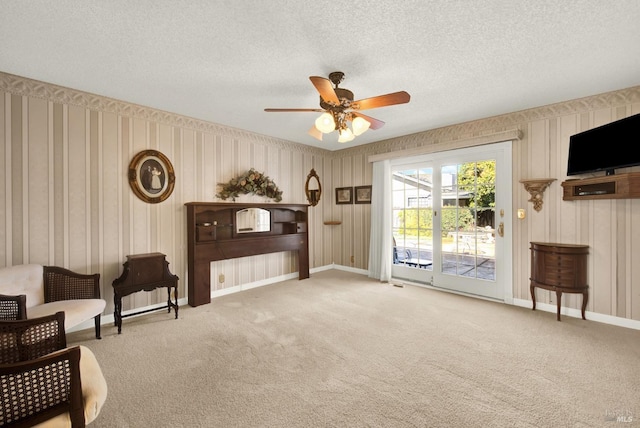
[0,312,108,427]
[0,265,106,339]
[42,266,104,339]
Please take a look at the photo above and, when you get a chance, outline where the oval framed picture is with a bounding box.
[128,150,176,203]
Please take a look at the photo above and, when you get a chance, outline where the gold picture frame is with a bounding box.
[128,150,176,203]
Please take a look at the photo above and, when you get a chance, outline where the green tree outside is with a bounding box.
[457,160,496,228]
[396,160,496,234]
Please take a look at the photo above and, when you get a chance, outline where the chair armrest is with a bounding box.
[0,293,27,320]
[0,346,84,427]
[43,266,101,302]
[0,311,67,364]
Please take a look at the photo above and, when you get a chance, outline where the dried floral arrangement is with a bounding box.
[216,168,283,202]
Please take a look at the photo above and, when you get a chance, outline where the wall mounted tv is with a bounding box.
[567,113,640,176]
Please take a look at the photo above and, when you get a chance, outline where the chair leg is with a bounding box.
[94,314,102,339]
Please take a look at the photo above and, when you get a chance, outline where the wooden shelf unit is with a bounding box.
[561,172,640,200]
[185,202,309,307]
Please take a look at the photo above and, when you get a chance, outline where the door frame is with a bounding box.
[390,141,513,303]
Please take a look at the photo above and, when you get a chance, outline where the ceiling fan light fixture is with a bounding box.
[338,127,355,143]
[265,71,408,145]
[351,116,371,136]
[308,125,323,141]
[315,112,335,133]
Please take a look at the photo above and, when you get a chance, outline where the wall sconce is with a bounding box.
[305,169,322,206]
[520,178,556,212]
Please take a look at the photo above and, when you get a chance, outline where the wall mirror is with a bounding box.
[236,208,271,234]
[305,169,322,206]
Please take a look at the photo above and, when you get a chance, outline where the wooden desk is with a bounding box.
[112,252,179,333]
[529,242,589,321]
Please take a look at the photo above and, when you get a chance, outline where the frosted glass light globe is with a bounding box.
[352,116,371,136]
[338,128,355,143]
[315,113,335,133]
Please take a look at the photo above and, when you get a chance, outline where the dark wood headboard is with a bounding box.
[185,202,309,306]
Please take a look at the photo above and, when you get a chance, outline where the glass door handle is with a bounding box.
[497,222,504,237]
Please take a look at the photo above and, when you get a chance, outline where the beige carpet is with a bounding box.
[69,269,640,427]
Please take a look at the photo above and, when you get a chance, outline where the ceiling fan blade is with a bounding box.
[308,126,323,141]
[264,108,324,113]
[353,91,410,110]
[351,112,385,130]
[265,108,324,112]
[309,76,340,104]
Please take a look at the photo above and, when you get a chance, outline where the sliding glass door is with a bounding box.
[391,142,512,300]
[392,165,435,283]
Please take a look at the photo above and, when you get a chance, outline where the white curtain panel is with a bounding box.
[368,160,392,281]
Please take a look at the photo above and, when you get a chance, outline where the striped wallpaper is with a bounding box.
[2,71,640,323]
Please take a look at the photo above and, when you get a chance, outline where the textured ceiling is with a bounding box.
[2,1,640,151]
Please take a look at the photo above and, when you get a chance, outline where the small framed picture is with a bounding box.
[335,187,353,205]
[128,150,176,203]
[355,185,372,204]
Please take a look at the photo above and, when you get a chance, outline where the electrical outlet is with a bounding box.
[219,274,225,283]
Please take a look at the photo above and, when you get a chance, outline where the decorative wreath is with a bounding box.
[216,168,283,202]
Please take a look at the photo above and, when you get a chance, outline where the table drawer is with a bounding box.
[544,272,580,286]
[544,254,575,269]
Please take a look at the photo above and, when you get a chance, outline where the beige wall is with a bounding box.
[339,87,640,321]
[0,72,338,315]
[2,71,639,321]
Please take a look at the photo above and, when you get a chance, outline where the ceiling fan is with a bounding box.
[264,71,410,143]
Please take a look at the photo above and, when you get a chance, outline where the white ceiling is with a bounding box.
[2,1,640,151]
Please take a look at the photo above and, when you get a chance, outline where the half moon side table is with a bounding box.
[529,242,589,321]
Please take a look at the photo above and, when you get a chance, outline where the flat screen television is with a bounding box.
[567,113,640,176]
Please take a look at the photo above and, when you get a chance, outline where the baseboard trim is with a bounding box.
[512,298,640,330]
[389,275,640,330]
[70,265,639,334]
[329,264,369,276]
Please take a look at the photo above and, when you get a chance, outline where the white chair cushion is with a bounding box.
[33,345,108,427]
[28,299,106,330]
[0,264,44,307]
